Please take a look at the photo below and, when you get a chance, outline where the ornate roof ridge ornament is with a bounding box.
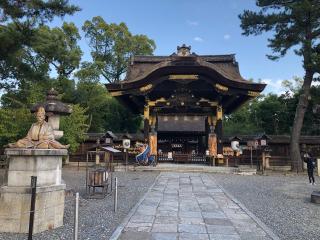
[176,44,192,56]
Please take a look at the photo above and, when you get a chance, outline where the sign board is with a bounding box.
[122,139,130,149]
[260,139,267,146]
[168,152,173,159]
[105,138,111,144]
[254,140,259,149]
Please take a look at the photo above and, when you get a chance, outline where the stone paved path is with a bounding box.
[117,172,276,240]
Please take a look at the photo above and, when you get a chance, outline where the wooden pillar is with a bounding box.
[262,151,266,173]
[207,115,217,157]
[149,132,157,155]
[149,114,157,155]
[144,104,150,142]
[208,133,217,157]
[216,105,223,155]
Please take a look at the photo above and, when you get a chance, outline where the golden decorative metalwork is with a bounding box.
[110,91,124,97]
[144,105,149,120]
[209,101,218,107]
[140,84,153,92]
[215,84,228,92]
[207,115,217,126]
[247,91,260,97]
[216,105,223,120]
[169,74,199,80]
[149,115,157,126]
[148,97,166,107]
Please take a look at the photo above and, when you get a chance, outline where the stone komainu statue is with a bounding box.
[8,107,69,149]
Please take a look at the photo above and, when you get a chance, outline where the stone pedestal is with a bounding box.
[0,149,67,233]
[311,191,320,204]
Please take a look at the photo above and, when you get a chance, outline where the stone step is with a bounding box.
[114,164,238,174]
[236,167,257,175]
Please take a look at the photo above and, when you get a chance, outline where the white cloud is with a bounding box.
[187,20,199,26]
[193,37,203,42]
[261,78,287,95]
[224,34,231,40]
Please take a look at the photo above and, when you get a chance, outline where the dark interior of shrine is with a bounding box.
[158,132,206,155]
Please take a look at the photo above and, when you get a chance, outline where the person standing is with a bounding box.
[303,150,316,185]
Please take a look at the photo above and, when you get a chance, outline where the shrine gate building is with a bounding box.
[106,45,266,163]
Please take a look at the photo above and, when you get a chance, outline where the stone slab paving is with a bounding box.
[117,172,277,240]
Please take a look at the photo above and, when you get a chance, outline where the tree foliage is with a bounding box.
[0,21,82,108]
[0,0,80,25]
[32,22,82,80]
[0,0,80,90]
[71,77,142,133]
[82,16,156,83]
[0,107,34,147]
[239,0,320,171]
[225,83,320,136]
[60,104,89,153]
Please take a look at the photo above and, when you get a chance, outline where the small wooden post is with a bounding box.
[250,146,253,168]
[262,151,266,173]
[114,177,118,212]
[74,192,79,240]
[28,176,37,240]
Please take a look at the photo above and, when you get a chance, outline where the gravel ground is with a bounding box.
[212,173,320,240]
[1,168,319,240]
[0,168,159,240]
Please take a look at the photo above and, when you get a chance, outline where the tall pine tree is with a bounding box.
[239,0,320,172]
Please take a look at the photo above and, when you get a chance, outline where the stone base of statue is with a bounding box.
[311,191,320,204]
[0,149,67,233]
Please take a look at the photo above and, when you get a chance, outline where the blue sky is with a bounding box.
[51,0,305,94]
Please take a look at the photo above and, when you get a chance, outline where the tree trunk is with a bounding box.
[290,70,313,172]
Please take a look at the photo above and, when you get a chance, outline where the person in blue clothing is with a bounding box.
[302,148,316,185]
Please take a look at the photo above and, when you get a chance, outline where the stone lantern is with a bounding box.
[230,136,242,167]
[256,134,271,171]
[231,136,241,153]
[31,88,72,139]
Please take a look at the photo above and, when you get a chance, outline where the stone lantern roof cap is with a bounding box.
[31,88,72,116]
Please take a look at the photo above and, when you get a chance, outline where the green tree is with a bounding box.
[82,16,156,83]
[60,104,89,153]
[72,76,142,133]
[32,22,82,81]
[224,100,263,135]
[0,108,34,147]
[0,0,80,90]
[240,0,320,172]
[1,21,82,108]
[32,22,82,101]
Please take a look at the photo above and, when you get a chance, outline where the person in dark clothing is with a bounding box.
[303,151,315,185]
